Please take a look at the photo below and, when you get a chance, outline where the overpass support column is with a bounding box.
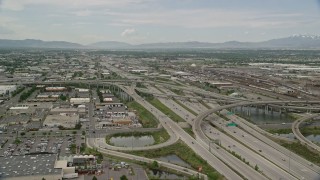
[265,105,268,114]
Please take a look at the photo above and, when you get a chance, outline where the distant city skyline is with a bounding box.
[0,0,319,44]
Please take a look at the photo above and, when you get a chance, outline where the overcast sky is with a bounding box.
[0,0,319,44]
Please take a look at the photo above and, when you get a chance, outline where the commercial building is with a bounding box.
[7,105,34,116]
[43,114,79,128]
[45,87,67,92]
[210,81,233,88]
[129,69,148,73]
[0,85,17,96]
[103,97,113,102]
[0,154,63,180]
[70,98,90,105]
[50,108,78,115]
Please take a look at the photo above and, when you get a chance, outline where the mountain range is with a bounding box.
[0,35,320,50]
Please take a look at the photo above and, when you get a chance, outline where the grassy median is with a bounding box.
[281,142,320,166]
[147,98,185,122]
[127,101,158,128]
[128,140,223,180]
[173,98,198,116]
[268,126,320,136]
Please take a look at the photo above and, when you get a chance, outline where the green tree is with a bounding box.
[92,176,97,180]
[60,94,67,101]
[255,164,259,171]
[151,160,159,169]
[120,175,128,180]
[14,138,22,145]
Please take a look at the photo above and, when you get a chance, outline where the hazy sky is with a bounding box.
[0,0,319,44]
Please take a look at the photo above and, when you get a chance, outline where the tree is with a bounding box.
[60,94,67,101]
[20,132,26,136]
[151,160,159,169]
[92,176,97,180]
[14,138,22,145]
[120,175,128,180]
[255,164,259,171]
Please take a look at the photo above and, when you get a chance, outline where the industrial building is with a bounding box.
[0,85,17,96]
[45,87,67,92]
[43,114,79,128]
[70,98,90,105]
[7,105,34,116]
[0,154,63,180]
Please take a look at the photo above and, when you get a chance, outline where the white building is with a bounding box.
[70,98,90,105]
[0,85,17,96]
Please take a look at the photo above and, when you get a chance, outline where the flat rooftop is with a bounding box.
[0,153,62,178]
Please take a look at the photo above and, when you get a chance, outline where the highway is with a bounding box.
[93,132,179,151]
[136,87,240,103]
[145,85,268,180]
[193,101,320,179]
[202,121,297,180]
[292,114,320,151]
[4,76,320,179]
[86,137,208,180]
[219,113,320,180]
[158,88,297,180]
[121,84,244,180]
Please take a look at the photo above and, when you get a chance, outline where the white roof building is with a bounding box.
[70,98,90,104]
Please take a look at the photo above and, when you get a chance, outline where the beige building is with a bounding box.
[0,154,63,180]
[43,114,79,128]
[70,98,90,104]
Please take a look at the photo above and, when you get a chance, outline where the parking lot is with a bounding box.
[0,134,84,157]
[83,160,148,180]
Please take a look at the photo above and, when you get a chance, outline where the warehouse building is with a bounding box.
[43,114,79,129]
[0,85,17,96]
[70,98,90,105]
[0,154,63,180]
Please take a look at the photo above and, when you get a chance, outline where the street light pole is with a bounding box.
[131,130,134,150]
[289,144,291,174]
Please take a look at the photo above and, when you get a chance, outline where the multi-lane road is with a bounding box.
[292,114,320,151]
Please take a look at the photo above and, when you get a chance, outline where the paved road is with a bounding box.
[202,121,297,180]
[136,87,239,103]
[144,85,267,180]
[121,85,243,180]
[292,114,320,151]
[161,91,296,180]
[0,87,30,115]
[195,106,320,179]
[92,131,179,151]
[216,112,320,180]
[86,137,208,180]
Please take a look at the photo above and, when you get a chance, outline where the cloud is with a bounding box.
[72,10,92,17]
[106,9,310,29]
[0,26,14,34]
[121,28,136,37]
[1,0,152,11]
[1,0,25,11]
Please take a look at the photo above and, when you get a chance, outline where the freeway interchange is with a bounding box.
[5,79,320,180]
[121,83,320,179]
